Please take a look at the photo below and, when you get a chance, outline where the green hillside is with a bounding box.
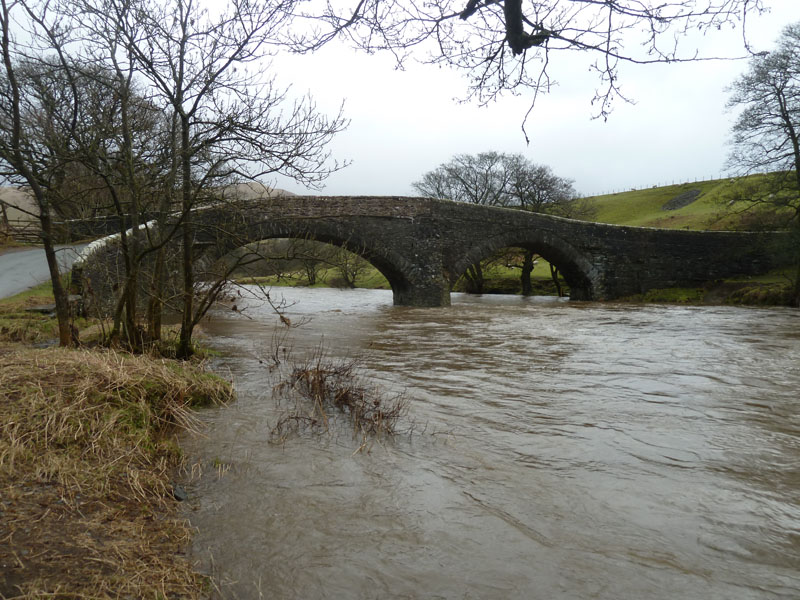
[583,173,789,230]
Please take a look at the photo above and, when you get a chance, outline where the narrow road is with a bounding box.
[0,244,87,299]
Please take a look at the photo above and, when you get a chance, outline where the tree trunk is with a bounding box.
[177,114,195,360]
[122,267,142,350]
[147,245,166,341]
[40,213,74,346]
[339,263,357,288]
[304,260,317,285]
[520,250,534,296]
[464,262,484,294]
[550,263,563,297]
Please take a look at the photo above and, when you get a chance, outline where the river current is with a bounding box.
[182,287,799,599]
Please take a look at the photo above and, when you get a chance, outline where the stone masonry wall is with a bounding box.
[72,196,792,312]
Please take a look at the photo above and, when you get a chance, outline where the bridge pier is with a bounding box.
[391,279,451,307]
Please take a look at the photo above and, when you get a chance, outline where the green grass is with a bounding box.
[585,173,794,231]
[237,257,560,294]
[3,279,58,303]
[0,281,64,343]
[238,265,390,289]
[724,266,796,284]
[624,287,708,304]
[473,259,556,281]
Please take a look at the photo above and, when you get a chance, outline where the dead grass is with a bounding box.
[271,347,408,445]
[0,284,65,345]
[0,345,234,599]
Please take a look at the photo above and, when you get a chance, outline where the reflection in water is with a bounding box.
[184,288,800,599]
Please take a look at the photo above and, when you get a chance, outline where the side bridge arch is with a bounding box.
[446,228,602,300]
[194,208,428,305]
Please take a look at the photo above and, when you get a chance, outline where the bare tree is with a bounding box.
[413,151,575,295]
[414,152,574,208]
[74,0,348,357]
[1,0,348,354]
[0,0,81,346]
[727,23,800,220]
[292,0,764,132]
[726,22,800,306]
[547,195,597,221]
[504,156,575,212]
[414,152,514,206]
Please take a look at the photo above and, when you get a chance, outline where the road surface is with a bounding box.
[0,244,87,299]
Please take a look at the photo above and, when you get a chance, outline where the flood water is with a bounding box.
[182,287,800,599]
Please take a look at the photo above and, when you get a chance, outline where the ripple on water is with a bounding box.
[186,288,800,599]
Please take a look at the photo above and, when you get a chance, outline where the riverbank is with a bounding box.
[617,269,798,306]
[0,288,234,598]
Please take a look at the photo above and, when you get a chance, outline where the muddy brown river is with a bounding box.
[182,288,799,599]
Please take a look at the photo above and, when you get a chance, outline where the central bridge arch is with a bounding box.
[194,206,425,305]
[207,222,412,304]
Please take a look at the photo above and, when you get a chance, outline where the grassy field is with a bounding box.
[585,173,792,230]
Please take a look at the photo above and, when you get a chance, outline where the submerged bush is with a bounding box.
[270,347,408,444]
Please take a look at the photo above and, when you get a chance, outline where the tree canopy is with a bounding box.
[412,151,575,210]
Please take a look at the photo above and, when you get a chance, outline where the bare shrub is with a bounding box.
[270,347,408,444]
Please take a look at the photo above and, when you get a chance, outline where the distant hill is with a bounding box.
[582,173,790,231]
[0,182,293,226]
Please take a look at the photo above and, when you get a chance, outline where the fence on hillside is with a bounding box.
[579,174,731,198]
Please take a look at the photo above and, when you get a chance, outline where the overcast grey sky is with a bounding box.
[270,1,800,198]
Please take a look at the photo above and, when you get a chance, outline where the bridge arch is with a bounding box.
[204,215,421,304]
[449,230,601,300]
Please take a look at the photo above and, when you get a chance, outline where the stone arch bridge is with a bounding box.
[73,195,791,309]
